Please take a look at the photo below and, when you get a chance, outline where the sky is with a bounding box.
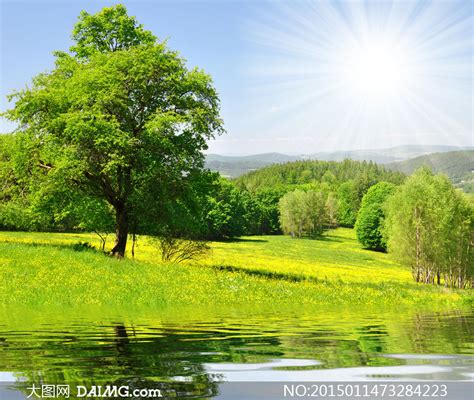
[0,0,472,155]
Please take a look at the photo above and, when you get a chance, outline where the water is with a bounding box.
[0,307,472,398]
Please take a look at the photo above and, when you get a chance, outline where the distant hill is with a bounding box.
[386,151,474,192]
[306,145,469,164]
[235,159,405,193]
[206,145,472,178]
[206,152,298,163]
[206,152,299,177]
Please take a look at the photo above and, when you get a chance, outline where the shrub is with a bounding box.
[71,242,95,252]
[158,237,211,264]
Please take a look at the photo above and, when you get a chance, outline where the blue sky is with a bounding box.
[1,0,472,155]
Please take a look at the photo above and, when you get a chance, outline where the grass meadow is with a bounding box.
[0,228,472,308]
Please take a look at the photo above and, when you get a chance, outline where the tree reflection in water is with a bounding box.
[0,308,471,398]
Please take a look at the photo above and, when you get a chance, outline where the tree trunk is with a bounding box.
[111,204,128,258]
[131,233,136,259]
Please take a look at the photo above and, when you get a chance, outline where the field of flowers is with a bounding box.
[0,229,471,308]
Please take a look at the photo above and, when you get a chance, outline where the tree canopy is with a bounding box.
[279,189,329,238]
[4,5,224,257]
[384,167,473,287]
[355,182,395,251]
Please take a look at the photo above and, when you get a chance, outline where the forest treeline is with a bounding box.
[387,150,474,193]
[0,135,403,239]
[235,159,405,191]
[1,132,472,287]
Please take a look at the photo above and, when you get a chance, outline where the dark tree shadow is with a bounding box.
[211,264,318,284]
[214,237,268,243]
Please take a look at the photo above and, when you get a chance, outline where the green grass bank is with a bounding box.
[0,229,472,308]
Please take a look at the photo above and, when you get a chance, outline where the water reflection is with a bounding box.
[0,307,472,398]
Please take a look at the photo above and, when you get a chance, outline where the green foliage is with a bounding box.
[205,179,248,239]
[384,167,473,288]
[325,192,339,228]
[355,182,396,251]
[0,203,31,231]
[253,188,287,234]
[204,181,287,239]
[237,159,404,228]
[304,190,328,237]
[236,159,404,193]
[387,150,474,193]
[0,134,16,204]
[1,131,115,235]
[279,189,328,238]
[0,134,33,230]
[3,5,223,256]
[70,4,156,58]
[279,189,306,238]
[337,181,358,227]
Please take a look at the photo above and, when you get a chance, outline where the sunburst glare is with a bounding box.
[342,41,411,98]
[244,0,472,152]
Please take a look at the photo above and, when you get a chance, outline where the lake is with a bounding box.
[0,306,472,399]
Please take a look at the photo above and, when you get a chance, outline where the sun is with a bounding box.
[244,0,472,152]
[342,41,412,99]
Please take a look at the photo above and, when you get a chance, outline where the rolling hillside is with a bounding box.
[386,151,474,192]
[235,158,405,192]
[206,145,471,177]
[1,228,470,307]
[205,152,299,177]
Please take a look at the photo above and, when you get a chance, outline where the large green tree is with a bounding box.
[4,5,223,257]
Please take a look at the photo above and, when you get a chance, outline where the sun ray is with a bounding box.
[244,0,472,151]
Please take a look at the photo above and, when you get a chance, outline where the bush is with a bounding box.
[71,242,95,252]
[355,182,395,251]
[158,236,211,264]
